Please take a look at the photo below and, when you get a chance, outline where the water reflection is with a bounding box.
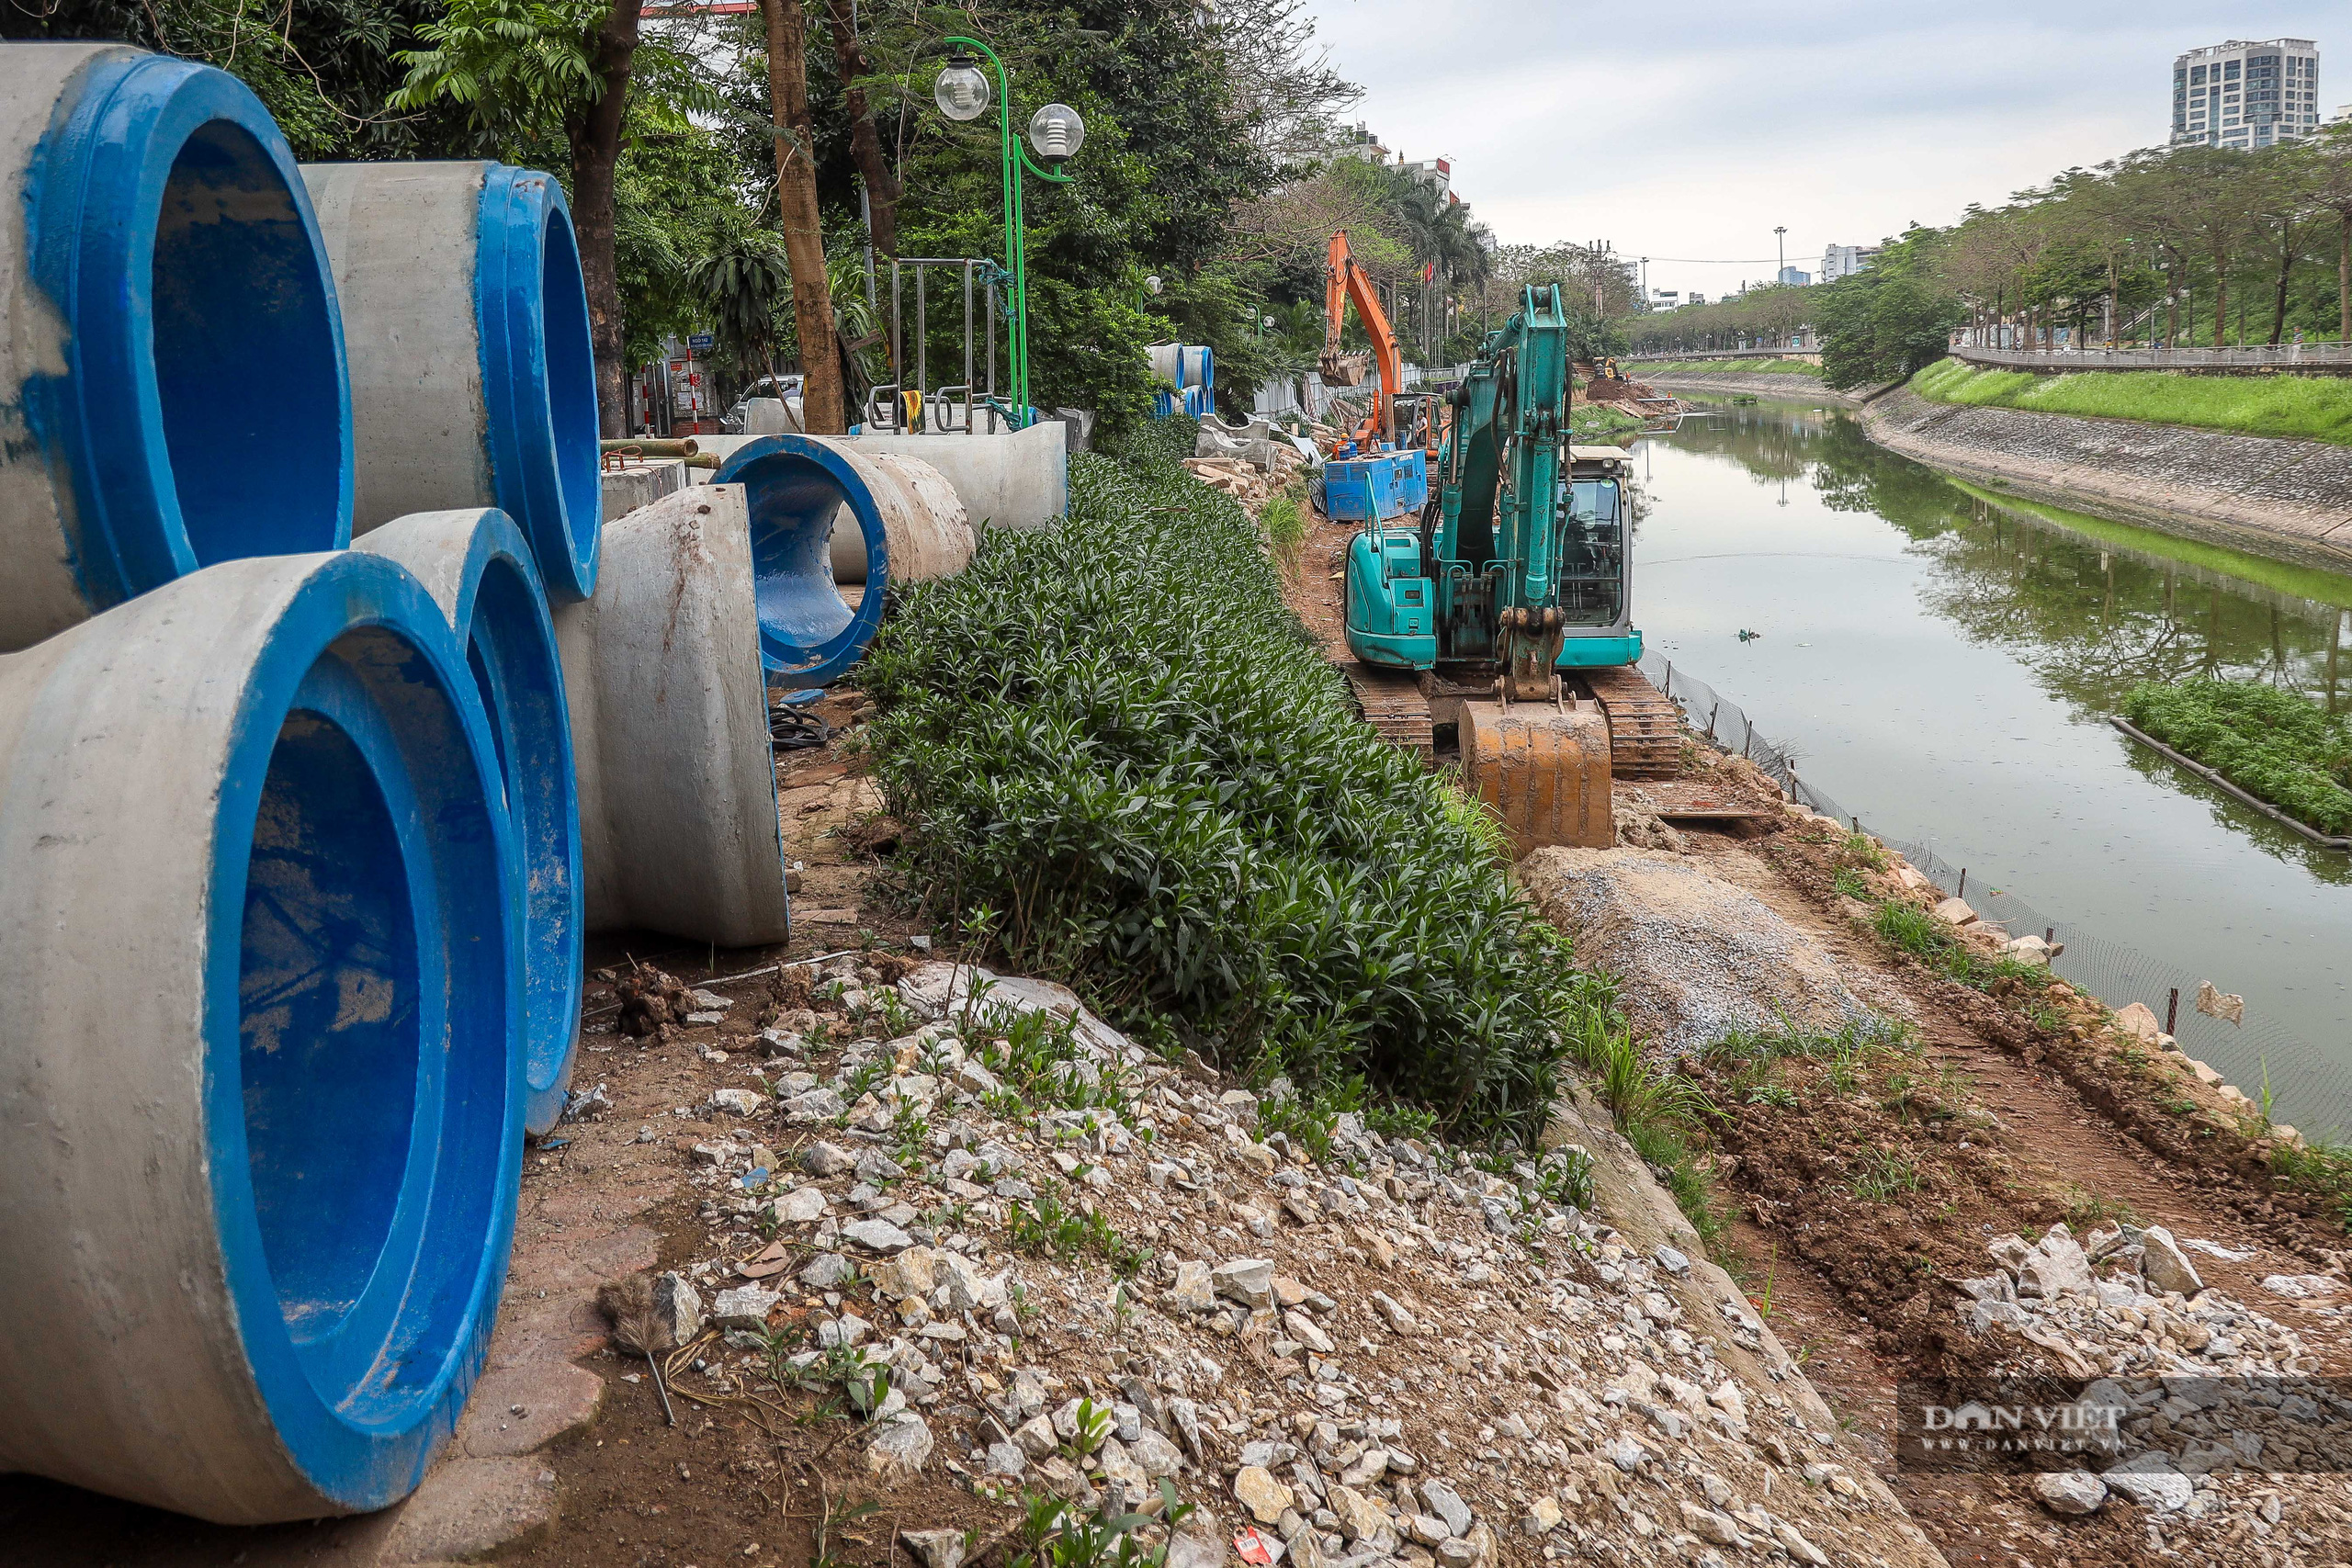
[1636,396,2352,1122]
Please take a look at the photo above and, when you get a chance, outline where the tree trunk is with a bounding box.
[2269,221,2293,345]
[2212,245,2229,347]
[2340,213,2349,346]
[569,0,643,438]
[822,0,899,260]
[763,0,843,433]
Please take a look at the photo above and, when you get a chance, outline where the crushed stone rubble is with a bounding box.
[565,956,1947,1568]
[1951,1220,2352,1551]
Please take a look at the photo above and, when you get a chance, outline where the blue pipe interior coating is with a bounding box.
[476,166,603,604]
[206,554,520,1508]
[448,512,583,1134]
[711,434,891,684]
[21,51,351,612]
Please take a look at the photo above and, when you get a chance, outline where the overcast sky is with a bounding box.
[1297,1,2342,301]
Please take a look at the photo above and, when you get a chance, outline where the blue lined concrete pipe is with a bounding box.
[301,160,602,604]
[712,434,974,683]
[357,509,582,1134]
[0,550,523,1523]
[0,43,353,653]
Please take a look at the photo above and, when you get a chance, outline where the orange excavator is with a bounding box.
[1321,231,1406,455]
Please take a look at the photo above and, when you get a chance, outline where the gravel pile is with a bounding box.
[1517,848,1883,1055]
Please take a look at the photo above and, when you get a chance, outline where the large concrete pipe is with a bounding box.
[556,484,791,947]
[301,160,602,604]
[0,44,352,653]
[0,551,522,1523]
[712,434,975,682]
[827,449,970,585]
[357,509,582,1134]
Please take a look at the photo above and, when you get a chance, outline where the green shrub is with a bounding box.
[2122,677,2352,835]
[861,417,1591,1143]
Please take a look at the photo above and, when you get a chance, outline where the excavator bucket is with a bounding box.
[1462,701,1613,855]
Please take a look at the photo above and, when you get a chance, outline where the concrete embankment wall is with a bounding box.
[1637,369,1869,406]
[1860,388,2352,573]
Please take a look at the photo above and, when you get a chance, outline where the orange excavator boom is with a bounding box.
[1322,231,1403,451]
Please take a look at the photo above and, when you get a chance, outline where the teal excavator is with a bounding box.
[1340,283,1679,852]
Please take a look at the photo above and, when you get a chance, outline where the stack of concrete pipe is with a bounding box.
[0,39,992,1527]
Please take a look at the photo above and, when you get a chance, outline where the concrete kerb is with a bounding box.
[554,483,791,947]
[0,43,353,653]
[0,550,523,1523]
[302,159,603,604]
[356,508,585,1134]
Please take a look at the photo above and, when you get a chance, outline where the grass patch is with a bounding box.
[861,417,1600,1144]
[1565,973,1724,1245]
[2270,1140,2352,1232]
[1005,1189,1150,1276]
[1567,401,1645,439]
[1871,899,2044,991]
[1261,488,1306,578]
[1624,358,1824,377]
[1911,356,2352,446]
[2122,677,2352,836]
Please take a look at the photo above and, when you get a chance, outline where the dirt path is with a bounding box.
[1272,499,2352,1567]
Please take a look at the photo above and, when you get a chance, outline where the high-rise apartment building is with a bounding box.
[1820,244,1879,282]
[2172,39,2322,149]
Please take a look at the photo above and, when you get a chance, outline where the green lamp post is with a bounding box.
[933,37,1083,430]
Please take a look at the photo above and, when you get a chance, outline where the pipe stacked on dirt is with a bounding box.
[0,37,980,1524]
[302,159,605,604]
[0,42,551,1524]
[0,43,353,652]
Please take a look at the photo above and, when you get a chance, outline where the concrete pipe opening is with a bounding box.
[0,552,521,1523]
[301,160,604,604]
[358,509,582,1134]
[712,434,973,684]
[0,45,352,650]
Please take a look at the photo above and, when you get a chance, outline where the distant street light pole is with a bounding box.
[1774,226,1786,284]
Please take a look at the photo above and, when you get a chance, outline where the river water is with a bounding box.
[1632,395,2352,1135]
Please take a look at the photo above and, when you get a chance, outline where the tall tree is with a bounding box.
[821,0,899,261]
[393,0,654,434]
[760,0,842,432]
[2304,125,2352,346]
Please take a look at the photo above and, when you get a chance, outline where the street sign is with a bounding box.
[686,333,714,353]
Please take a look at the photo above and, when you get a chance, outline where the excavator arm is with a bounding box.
[1322,231,1402,452]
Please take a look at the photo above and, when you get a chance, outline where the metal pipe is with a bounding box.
[604,437,699,457]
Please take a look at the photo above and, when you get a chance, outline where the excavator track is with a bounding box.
[1577,665,1682,779]
[1332,656,1433,761]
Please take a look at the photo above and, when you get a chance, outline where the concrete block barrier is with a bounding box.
[356,509,583,1134]
[0,550,523,1522]
[0,43,352,652]
[712,434,975,683]
[302,160,603,604]
[555,484,791,947]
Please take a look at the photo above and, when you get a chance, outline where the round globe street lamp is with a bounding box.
[1028,102,1086,165]
[931,35,1082,430]
[933,50,991,122]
